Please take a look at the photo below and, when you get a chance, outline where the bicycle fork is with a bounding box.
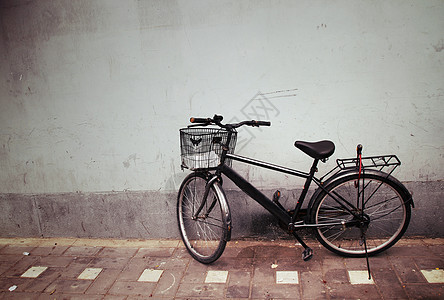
[192,175,219,220]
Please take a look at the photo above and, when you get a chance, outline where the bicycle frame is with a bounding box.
[219,153,361,230]
[192,129,405,235]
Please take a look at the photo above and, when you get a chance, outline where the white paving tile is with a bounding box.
[138,269,164,282]
[21,266,48,278]
[78,268,103,280]
[276,271,299,284]
[421,269,444,283]
[205,270,229,283]
[348,270,375,284]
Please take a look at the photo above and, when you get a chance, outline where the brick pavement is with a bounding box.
[0,237,442,299]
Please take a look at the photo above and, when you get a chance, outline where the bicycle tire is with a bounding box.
[177,172,230,263]
[311,171,411,257]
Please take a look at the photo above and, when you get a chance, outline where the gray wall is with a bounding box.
[1,0,443,238]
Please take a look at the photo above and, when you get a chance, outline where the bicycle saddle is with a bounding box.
[294,140,335,160]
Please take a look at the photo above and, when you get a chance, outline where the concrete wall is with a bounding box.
[1,0,443,238]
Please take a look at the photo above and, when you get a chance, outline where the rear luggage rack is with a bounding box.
[320,155,401,182]
[336,155,401,171]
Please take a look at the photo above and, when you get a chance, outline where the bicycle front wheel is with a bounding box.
[311,171,411,257]
[177,172,230,264]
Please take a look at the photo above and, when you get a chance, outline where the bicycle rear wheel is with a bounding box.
[177,172,230,263]
[311,171,411,257]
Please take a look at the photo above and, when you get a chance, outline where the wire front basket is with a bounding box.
[180,127,237,170]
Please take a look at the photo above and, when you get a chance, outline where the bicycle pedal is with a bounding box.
[302,247,313,261]
[272,190,281,203]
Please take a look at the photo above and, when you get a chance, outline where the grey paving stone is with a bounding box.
[226,270,251,298]
[2,291,41,299]
[181,259,208,284]
[88,257,130,269]
[44,278,92,294]
[404,283,444,299]
[85,268,121,295]
[21,278,54,293]
[1,256,40,277]
[251,282,301,299]
[30,246,70,256]
[414,256,444,269]
[372,266,401,284]
[322,257,346,270]
[274,257,322,272]
[0,254,22,264]
[251,260,276,284]
[0,261,17,277]
[171,246,190,259]
[134,247,176,258]
[176,283,227,298]
[63,246,102,257]
[428,245,444,257]
[300,270,328,299]
[390,257,428,283]
[117,258,151,282]
[388,245,432,257]
[98,247,138,258]
[108,281,156,296]
[152,269,183,298]
[0,277,31,292]
[60,257,93,279]
[254,245,298,258]
[22,267,61,291]
[376,283,409,299]
[344,257,379,270]
[102,296,128,300]
[223,245,255,258]
[323,269,349,285]
[162,257,189,271]
[39,293,103,299]
[326,283,381,299]
[0,246,36,256]
[36,255,74,267]
[207,257,254,271]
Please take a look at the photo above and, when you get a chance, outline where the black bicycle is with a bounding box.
[177,115,414,270]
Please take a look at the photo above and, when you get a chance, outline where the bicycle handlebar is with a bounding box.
[190,114,271,129]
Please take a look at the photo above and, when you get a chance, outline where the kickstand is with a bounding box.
[363,234,371,280]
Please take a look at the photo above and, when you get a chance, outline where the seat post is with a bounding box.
[290,158,319,224]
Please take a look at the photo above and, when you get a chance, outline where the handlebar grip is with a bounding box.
[255,121,271,126]
[190,117,210,124]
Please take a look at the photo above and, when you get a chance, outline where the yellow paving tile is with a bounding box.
[348,271,375,285]
[276,271,299,284]
[421,269,444,283]
[21,266,48,278]
[138,269,164,282]
[205,271,229,283]
[78,268,103,280]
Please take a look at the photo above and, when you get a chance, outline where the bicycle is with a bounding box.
[177,114,414,274]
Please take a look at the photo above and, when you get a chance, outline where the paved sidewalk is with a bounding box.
[0,237,442,299]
